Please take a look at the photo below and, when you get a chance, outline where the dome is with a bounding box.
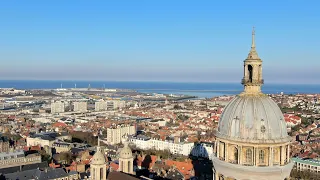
[91,148,106,165]
[119,142,133,159]
[216,94,291,143]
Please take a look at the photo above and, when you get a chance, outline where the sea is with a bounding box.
[0,80,320,98]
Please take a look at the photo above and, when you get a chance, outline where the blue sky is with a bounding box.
[0,0,319,83]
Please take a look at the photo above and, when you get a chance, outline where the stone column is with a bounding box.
[244,65,248,80]
[280,146,285,165]
[269,147,273,166]
[96,167,100,180]
[239,146,242,165]
[252,147,255,166]
[259,65,262,81]
[255,147,258,166]
[225,143,229,162]
[217,141,220,158]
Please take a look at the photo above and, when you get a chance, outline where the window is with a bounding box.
[259,150,265,163]
[273,148,278,162]
[248,65,253,83]
[245,149,252,164]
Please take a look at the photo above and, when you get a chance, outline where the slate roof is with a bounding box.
[0,162,48,175]
[4,167,69,180]
[166,169,184,180]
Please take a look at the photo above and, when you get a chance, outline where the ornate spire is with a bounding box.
[96,135,101,152]
[241,27,264,95]
[247,26,260,60]
[251,26,255,49]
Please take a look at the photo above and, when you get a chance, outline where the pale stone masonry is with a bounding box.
[212,28,294,180]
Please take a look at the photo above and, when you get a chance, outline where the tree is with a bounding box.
[290,169,318,179]
[71,131,97,146]
[57,152,73,164]
[39,149,52,163]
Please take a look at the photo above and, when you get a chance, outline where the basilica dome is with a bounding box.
[216,94,291,143]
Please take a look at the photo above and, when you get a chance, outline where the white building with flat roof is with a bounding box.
[95,100,106,111]
[106,124,135,145]
[106,100,126,110]
[73,101,87,112]
[51,101,65,114]
[292,157,320,173]
[129,136,194,156]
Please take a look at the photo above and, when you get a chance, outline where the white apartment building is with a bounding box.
[107,124,136,145]
[73,101,87,112]
[51,101,65,114]
[292,157,320,173]
[95,100,106,111]
[106,100,126,110]
[129,136,194,156]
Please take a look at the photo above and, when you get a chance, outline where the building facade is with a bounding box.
[129,136,194,156]
[292,157,320,173]
[106,124,136,145]
[212,28,294,180]
[73,101,87,113]
[0,150,42,169]
[95,100,106,111]
[51,100,65,114]
[106,100,126,110]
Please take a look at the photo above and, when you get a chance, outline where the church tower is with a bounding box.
[118,137,134,174]
[242,27,264,95]
[90,137,107,180]
[212,28,294,180]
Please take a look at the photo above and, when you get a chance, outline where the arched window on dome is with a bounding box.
[245,149,253,165]
[259,150,265,164]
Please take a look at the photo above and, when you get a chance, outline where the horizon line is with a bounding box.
[0,79,319,86]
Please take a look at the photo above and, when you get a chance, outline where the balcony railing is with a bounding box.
[241,79,264,85]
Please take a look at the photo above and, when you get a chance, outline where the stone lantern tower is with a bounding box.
[118,137,134,174]
[90,137,107,180]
